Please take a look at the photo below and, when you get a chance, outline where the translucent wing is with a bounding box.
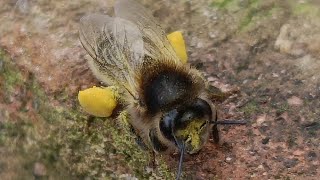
[115,0,181,65]
[79,14,144,98]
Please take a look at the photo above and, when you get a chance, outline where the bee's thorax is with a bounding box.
[137,59,205,115]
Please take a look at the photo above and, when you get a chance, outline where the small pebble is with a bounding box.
[293,150,304,156]
[287,96,303,106]
[250,173,257,178]
[256,114,267,126]
[306,151,317,161]
[146,167,153,173]
[119,174,138,180]
[33,162,47,177]
[283,158,299,168]
[209,32,217,38]
[262,137,270,144]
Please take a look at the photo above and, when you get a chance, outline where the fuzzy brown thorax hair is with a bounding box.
[135,58,206,115]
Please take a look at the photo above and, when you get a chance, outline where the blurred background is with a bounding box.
[0,0,319,179]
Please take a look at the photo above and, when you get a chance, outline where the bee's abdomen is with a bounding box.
[142,67,193,114]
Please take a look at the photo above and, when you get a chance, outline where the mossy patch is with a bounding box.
[240,100,260,116]
[274,103,290,114]
[0,49,174,179]
[238,0,280,31]
[291,2,320,17]
[211,0,235,9]
[210,0,286,34]
[0,50,23,97]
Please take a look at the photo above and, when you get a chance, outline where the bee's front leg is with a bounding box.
[118,111,148,150]
[131,128,148,150]
[212,107,220,143]
[212,124,220,144]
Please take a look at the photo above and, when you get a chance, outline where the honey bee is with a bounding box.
[79,0,245,179]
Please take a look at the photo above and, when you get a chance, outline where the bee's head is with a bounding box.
[159,97,246,179]
[160,98,215,154]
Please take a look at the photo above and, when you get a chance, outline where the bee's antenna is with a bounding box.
[176,142,185,180]
[211,120,247,125]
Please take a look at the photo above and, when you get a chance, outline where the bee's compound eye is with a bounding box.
[159,109,178,143]
[182,112,193,122]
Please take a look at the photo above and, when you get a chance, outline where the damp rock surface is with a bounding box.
[0,0,319,179]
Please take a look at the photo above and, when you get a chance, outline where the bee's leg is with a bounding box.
[212,109,220,143]
[151,150,156,170]
[149,128,169,152]
[212,124,220,143]
[118,111,148,150]
[130,126,148,150]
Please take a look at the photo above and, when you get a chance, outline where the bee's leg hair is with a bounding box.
[151,150,156,170]
[129,126,148,150]
[118,111,148,150]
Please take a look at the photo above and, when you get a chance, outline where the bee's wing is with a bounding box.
[79,14,143,98]
[115,0,181,64]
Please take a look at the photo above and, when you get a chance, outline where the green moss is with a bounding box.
[267,6,282,17]
[211,0,234,9]
[271,102,290,115]
[0,49,174,179]
[208,85,231,103]
[238,7,257,30]
[0,50,23,92]
[238,0,271,31]
[210,0,286,33]
[241,101,260,116]
[292,2,320,17]
[0,49,72,179]
[157,157,175,178]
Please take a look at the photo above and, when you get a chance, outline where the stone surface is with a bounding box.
[0,0,319,179]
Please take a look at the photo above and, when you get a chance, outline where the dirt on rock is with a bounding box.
[0,0,319,179]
